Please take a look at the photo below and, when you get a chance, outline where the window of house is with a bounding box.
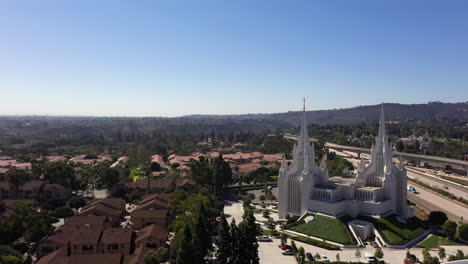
[82,245,94,251]
[146,243,157,249]
[107,244,119,250]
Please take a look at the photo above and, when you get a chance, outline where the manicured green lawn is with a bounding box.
[289,214,355,245]
[417,235,464,248]
[359,215,426,245]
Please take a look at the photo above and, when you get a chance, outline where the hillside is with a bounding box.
[183,102,468,125]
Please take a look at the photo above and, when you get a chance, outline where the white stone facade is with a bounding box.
[278,103,412,219]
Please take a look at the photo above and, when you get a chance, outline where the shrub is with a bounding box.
[458,224,468,241]
[55,206,74,218]
[68,196,86,209]
[442,220,457,239]
[428,211,447,226]
[290,236,340,250]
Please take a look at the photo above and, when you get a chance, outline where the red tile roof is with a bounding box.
[79,204,119,217]
[135,178,174,190]
[139,193,169,205]
[70,227,103,245]
[131,209,168,219]
[101,228,133,244]
[87,198,125,211]
[135,224,168,242]
[64,215,108,228]
[134,199,170,211]
[68,253,123,264]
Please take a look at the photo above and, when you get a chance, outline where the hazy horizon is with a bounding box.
[0,101,465,118]
[1,1,468,116]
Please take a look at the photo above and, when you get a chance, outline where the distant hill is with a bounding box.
[182,102,468,125]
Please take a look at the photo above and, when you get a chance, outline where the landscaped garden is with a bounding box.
[417,234,464,248]
[359,215,427,245]
[289,214,356,245]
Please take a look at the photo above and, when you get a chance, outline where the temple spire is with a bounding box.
[378,104,386,140]
[300,97,309,144]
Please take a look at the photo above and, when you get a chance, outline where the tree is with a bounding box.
[144,248,169,264]
[374,248,384,259]
[438,247,446,261]
[5,168,31,197]
[0,256,22,264]
[280,233,288,246]
[355,249,361,261]
[239,208,259,264]
[100,167,120,190]
[259,195,266,202]
[216,215,231,264]
[54,206,74,218]
[175,225,193,264]
[298,247,305,263]
[291,241,297,254]
[68,196,86,209]
[43,162,74,188]
[406,250,411,259]
[455,249,465,260]
[423,256,440,264]
[428,211,448,226]
[336,253,340,261]
[458,223,468,241]
[422,248,431,260]
[442,220,457,239]
[229,219,241,264]
[191,203,209,264]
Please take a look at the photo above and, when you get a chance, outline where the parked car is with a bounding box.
[365,253,377,263]
[443,185,449,189]
[278,244,292,250]
[306,252,314,261]
[370,241,379,248]
[321,255,330,262]
[257,236,271,242]
[282,250,294,256]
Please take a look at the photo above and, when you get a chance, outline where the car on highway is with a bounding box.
[306,253,314,261]
[407,186,416,193]
[443,185,449,189]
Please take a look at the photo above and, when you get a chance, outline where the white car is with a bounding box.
[257,236,271,242]
[321,255,330,262]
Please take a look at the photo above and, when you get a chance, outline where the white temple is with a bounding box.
[278,101,413,219]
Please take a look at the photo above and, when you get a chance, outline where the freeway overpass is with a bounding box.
[284,134,468,176]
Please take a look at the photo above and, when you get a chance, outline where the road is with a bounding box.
[406,169,468,200]
[408,184,468,223]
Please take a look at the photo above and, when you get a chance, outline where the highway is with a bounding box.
[406,169,468,200]
[407,185,468,223]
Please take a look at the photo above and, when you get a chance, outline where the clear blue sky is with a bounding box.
[0,0,467,117]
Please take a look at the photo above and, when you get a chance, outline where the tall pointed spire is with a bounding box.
[300,97,309,144]
[378,103,386,140]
